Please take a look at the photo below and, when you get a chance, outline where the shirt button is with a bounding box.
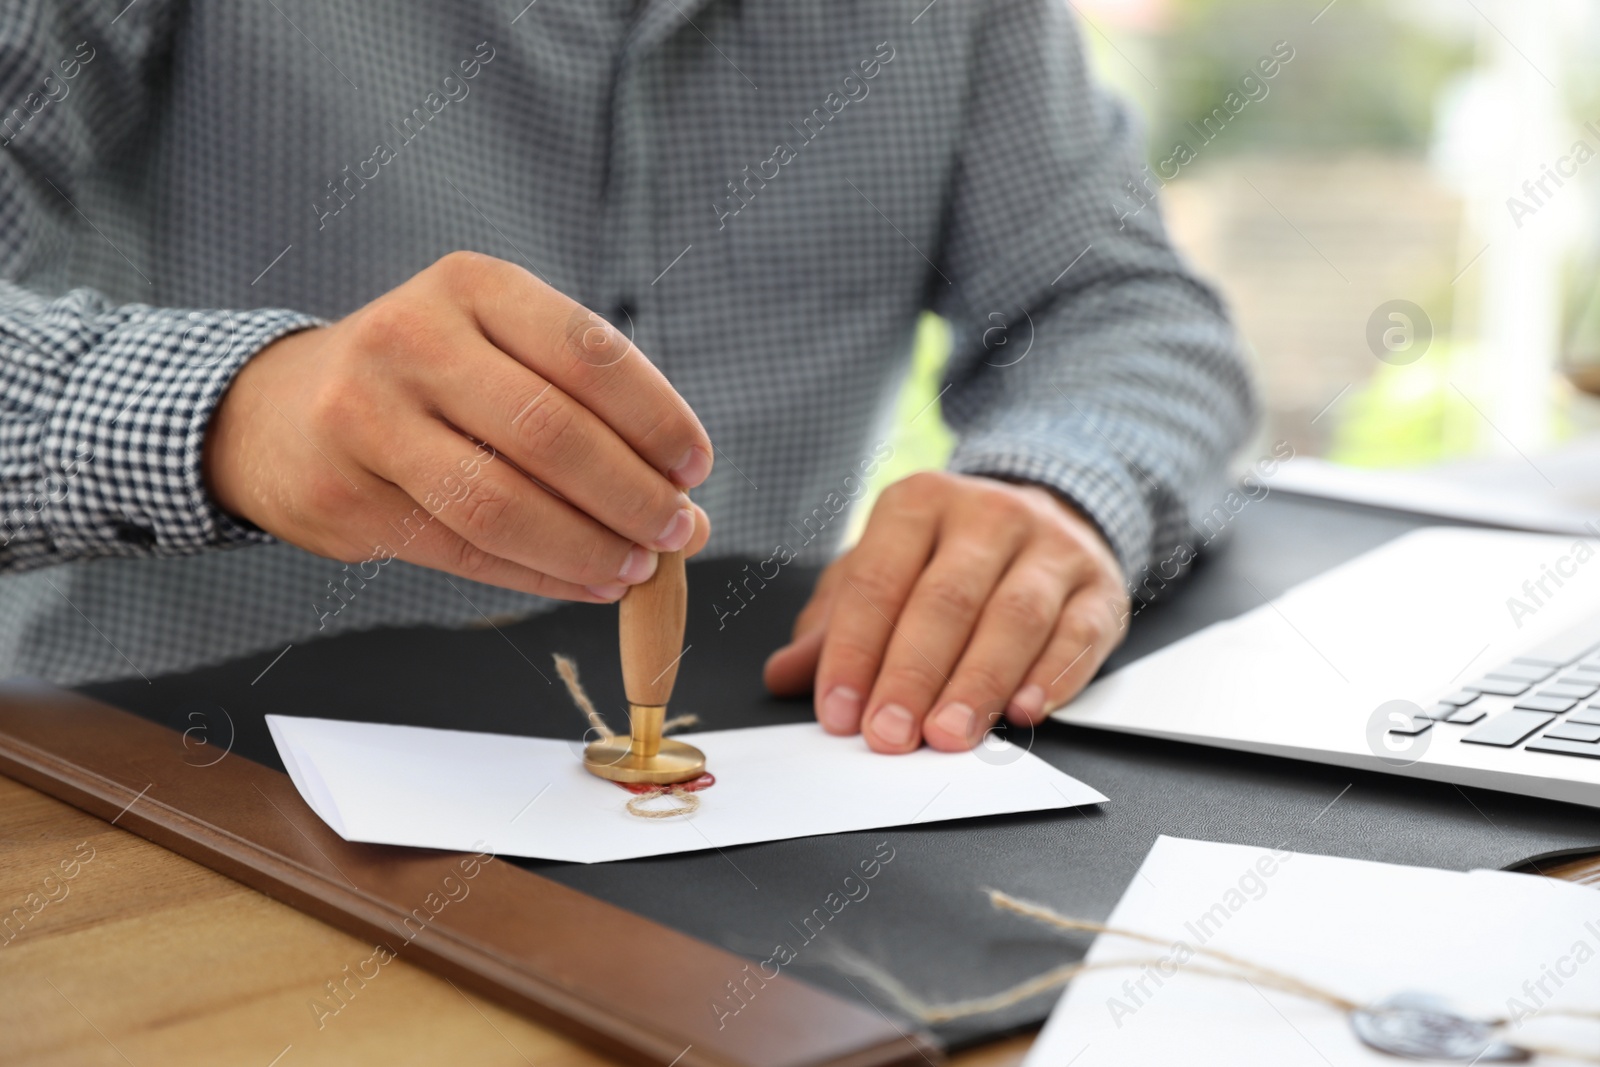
[112,520,157,548]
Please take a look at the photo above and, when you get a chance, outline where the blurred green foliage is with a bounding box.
[1325,343,1479,467]
[1153,0,1473,158]
[851,314,955,538]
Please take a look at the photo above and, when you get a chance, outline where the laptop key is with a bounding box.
[1462,710,1556,747]
[1465,677,1530,697]
[1526,737,1600,760]
[1540,682,1599,700]
[1570,709,1600,726]
[1416,704,1457,720]
[1512,694,1577,713]
[1386,717,1432,736]
[1543,722,1600,743]
[1445,706,1487,725]
[1437,690,1480,707]
[1512,655,1567,669]
[1557,672,1600,689]
[1484,663,1554,683]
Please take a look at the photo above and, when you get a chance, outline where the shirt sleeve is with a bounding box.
[931,0,1259,581]
[0,285,318,570]
[0,1,319,573]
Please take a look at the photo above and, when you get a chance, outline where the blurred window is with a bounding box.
[874,0,1599,520]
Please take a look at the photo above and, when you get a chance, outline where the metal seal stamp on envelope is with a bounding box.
[582,549,708,786]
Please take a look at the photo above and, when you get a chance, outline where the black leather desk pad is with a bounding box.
[82,493,1600,1048]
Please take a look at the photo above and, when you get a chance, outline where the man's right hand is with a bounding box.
[203,252,712,602]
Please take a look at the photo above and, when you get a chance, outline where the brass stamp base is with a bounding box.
[582,703,706,785]
[582,737,706,785]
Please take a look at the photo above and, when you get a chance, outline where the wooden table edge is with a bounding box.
[0,681,941,1067]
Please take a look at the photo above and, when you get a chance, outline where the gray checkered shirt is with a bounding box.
[0,0,1255,684]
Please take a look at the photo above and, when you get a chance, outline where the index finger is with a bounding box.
[812,510,937,736]
[453,255,714,487]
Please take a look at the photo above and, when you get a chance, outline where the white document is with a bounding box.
[265,716,1107,864]
[1273,450,1600,536]
[1025,837,1600,1067]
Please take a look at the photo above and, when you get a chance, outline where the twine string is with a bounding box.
[553,653,613,741]
[837,889,1599,1062]
[552,653,699,738]
[625,788,701,818]
[552,653,702,819]
[986,890,1361,1015]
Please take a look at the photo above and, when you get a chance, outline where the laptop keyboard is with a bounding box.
[1397,649,1600,760]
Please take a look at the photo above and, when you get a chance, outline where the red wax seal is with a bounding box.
[615,772,715,795]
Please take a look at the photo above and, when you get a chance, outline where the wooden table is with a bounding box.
[3,773,1595,1067]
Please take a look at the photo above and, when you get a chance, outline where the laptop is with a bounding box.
[1055,527,1600,808]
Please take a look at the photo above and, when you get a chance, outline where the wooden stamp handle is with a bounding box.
[619,550,687,708]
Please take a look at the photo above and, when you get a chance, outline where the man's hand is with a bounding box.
[763,472,1130,752]
[204,252,712,601]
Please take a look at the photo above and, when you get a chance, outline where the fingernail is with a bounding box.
[869,704,915,747]
[585,582,627,601]
[820,686,862,733]
[617,545,657,584]
[669,447,712,488]
[653,506,695,551]
[931,702,976,743]
[1009,684,1047,721]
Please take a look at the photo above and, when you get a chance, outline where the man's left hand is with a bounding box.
[763,471,1131,753]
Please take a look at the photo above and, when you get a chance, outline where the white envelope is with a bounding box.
[1026,836,1600,1066]
[266,715,1108,863]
